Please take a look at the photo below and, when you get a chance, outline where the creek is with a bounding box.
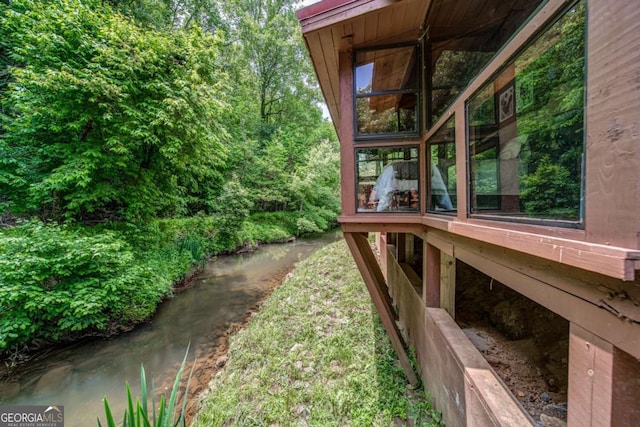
[0,231,341,426]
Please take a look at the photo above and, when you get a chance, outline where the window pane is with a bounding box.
[428,116,456,212]
[426,0,544,126]
[354,45,419,137]
[467,2,585,223]
[356,46,417,93]
[431,51,494,121]
[356,93,417,135]
[357,146,419,213]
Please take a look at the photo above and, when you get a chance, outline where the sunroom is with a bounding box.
[298,0,640,426]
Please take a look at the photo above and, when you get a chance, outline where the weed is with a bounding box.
[98,346,193,427]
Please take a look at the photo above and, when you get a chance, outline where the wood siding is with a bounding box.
[584,0,640,248]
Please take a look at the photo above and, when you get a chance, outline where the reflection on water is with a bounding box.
[0,231,341,426]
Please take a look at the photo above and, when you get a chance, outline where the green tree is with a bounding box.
[216,0,331,213]
[290,136,341,234]
[521,156,579,217]
[211,178,253,250]
[107,0,223,30]
[0,0,230,222]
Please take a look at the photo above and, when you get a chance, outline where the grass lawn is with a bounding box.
[193,239,441,426]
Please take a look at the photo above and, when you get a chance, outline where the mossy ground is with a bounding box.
[193,239,440,426]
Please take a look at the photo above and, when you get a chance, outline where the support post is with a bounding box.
[440,252,456,318]
[568,323,640,426]
[424,242,441,307]
[397,233,406,262]
[404,233,415,264]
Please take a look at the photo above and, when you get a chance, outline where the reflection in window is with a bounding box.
[467,2,585,223]
[354,46,419,137]
[427,116,456,212]
[425,0,544,127]
[431,51,494,122]
[357,146,419,213]
[356,94,417,134]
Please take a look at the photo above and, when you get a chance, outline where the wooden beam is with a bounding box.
[299,0,428,35]
[568,323,614,426]
[426,308,535,426]
[338,50,356,216]
[440,252,455,318]
[611,345,640,426]
[340,219,425,234]
[424,242,440,307]
[397,232,406,262]
[453,105,467,220]
[447,221,640,281]
[343,232,419,385]
[429,227,640,319]
[377,232,389,279]
[341,211,640,281]
[567,325,640,426]
[404,233,415,264]
[449,242,640,360]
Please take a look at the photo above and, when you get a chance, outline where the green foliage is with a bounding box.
[99,347,193,427]
[194,240,440,426]
[515,3,585,219]
[0,0,340,357]
[290,138,340,234]
[217,0,336,219]
[521,156,579,218]
[106,0,175,28]
[0,0,337,226]
[0,217,214,353]
[0,209,337,355]
[0,220,160,351]
[0,0,229,222]
[211,178,253,252]
[177,234,206,269]
[431,50,494,121]
[242,212,298,245]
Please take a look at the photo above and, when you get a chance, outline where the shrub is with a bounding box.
[0,221,150,350]
[211,179,253,252]
[0,219,209,353]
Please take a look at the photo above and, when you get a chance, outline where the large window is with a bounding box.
[354,46,419,138]
[427,116,456,213]
[425,0,544,128]
[467,2,585,224]
[356,146,419,213]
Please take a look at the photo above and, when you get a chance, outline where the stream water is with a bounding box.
[0,231,341,426]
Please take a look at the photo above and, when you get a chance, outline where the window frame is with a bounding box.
[354,144,422,214]
[464,0,587,229]
[422,0,546,132]
[352,43,422,141]
[426,115,457,215]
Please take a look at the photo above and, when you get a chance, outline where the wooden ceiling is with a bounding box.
[297,0,541,129]
[427,0,539,65]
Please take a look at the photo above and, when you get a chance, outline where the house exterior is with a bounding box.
[297,0,640,426]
